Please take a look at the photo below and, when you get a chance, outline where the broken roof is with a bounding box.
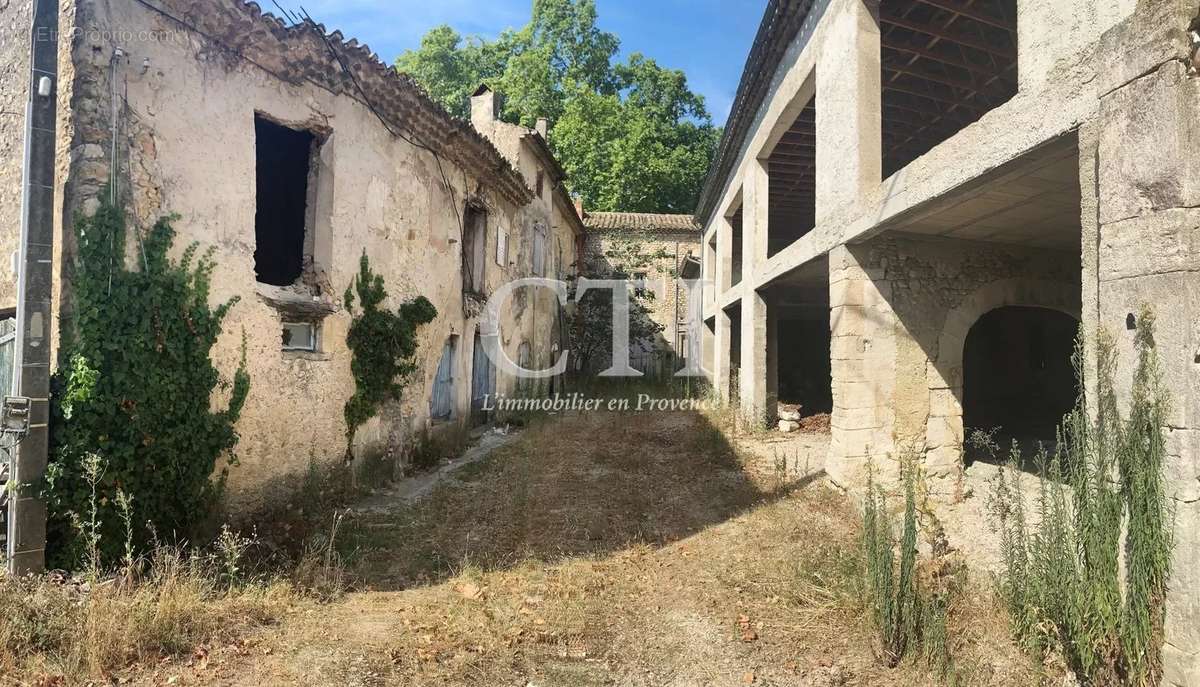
[148,0,533,205]
[582,212,701,233]
[694,0,819,228]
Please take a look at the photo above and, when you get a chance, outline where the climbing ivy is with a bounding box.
[44,196,250,568]
[343,253,437,445]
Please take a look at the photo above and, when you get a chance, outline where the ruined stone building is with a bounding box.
[580,211,700,374]
[696,0,1200,681]
[0,0,583,527]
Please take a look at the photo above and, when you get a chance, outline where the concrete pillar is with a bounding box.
[744,159,769,272]
[712,308,731,402]
[717,212,733,296]
[766,298,779,424]
[739,288,769,427]
[815,0,881,218]
[737,159,770,426]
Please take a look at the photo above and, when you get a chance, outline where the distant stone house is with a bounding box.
[0,0,584,545]
[581,212,700,373]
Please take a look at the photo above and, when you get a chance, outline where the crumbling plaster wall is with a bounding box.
[828,233,1079,492]
[64,0,543,511]
[1084,0,1200,680]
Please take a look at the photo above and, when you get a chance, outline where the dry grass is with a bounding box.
[0,409,1039,686]
[0,545,298,685]
[91,409,1042,687]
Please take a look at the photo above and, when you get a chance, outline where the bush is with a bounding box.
[987,306,1172,686]
[45,198,249,569]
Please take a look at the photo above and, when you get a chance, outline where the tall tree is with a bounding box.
[395,0,720,213]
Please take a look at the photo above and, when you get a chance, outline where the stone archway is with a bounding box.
[924,279,1081,477]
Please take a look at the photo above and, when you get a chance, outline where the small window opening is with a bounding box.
[281,321,318,352]
[462,204,488,294]
[536,171,545,198]
[255,115,317,286]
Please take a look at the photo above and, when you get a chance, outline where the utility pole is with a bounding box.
[7,0,60,575]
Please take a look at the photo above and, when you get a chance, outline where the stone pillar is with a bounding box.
[1092,6,1200,681]
[828,244,897,488]
[815,0,881,218]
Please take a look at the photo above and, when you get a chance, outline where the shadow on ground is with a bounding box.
[342,408,813,591]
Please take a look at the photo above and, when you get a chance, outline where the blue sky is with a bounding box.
[277,0,762,124]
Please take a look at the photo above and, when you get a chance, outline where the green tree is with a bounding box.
[395,0,719,213]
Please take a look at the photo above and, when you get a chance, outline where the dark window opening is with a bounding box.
[254,115,316,286]
[536,170,545,198]
[767,97,816,258]
[880,0,1018,178]
[963,306,1078,468]
[462,205,488,294]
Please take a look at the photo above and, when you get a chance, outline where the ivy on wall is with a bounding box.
[44,198,249,567]
[343,253,437,446]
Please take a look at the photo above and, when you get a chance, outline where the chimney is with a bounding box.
[573,197,584,220]
[535,117,549,139]
[470,84,499,130]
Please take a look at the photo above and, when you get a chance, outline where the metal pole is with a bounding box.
[8,0,60,575]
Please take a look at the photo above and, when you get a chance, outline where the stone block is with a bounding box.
[1165,427,1200,503]
[830,334,864,360]
[1095,0,1196,97]
[1100,208,1200,281]
[833,406,884,431]
[1099,272,1200,430]
[928,387,962,419]
[925,415,963,451]
[1164,500,1200,686]
[832,379,884,410]
[1098,61,1200,224]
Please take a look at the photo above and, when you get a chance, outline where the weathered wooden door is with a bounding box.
[470,332,495,426]
[430,337,456,420]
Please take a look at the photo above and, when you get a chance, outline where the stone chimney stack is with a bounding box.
[573,197,584,219]
[535,117,549,139]
[470,84,499,130]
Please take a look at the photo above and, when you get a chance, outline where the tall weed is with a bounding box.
[988,307,1172,686]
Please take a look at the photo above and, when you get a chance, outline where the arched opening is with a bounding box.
[962,306,1078,467]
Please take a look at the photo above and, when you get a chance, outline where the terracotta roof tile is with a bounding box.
[582,212,700,233]
[146,0,533,206]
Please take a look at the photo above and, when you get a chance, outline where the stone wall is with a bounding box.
[60,0,561,512]
[1087,2,1200,679]
[828,234,1080,492]
[584,227,700,359]
[0,0,32,311]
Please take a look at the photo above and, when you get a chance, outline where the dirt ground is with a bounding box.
[118,410,1039,687]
